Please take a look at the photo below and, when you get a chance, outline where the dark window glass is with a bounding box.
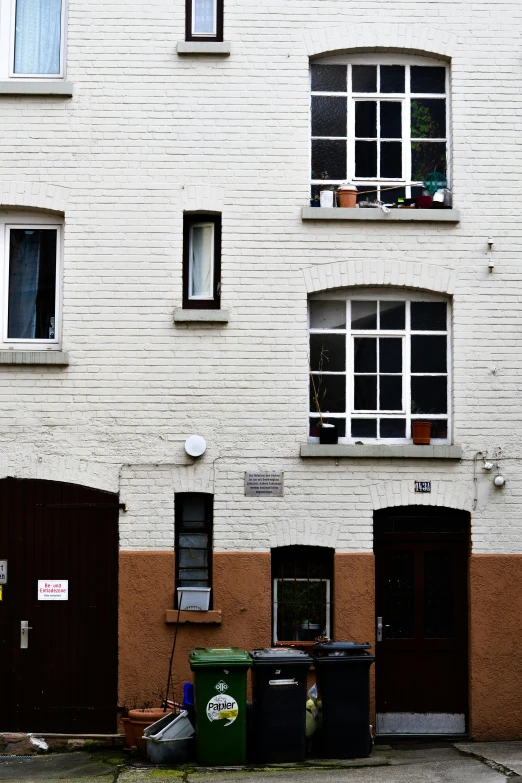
[310,417,346,437]
[380,141,402,178]
[354,337,377,372]
[411,66,446,94]
[311,96,347,137]
[380,301,405,329]
[380,102,402,138]
[311,139,346,180]
[352,300,377,329]
[352,65,377,92]
[354,375,377,410]
[385,551,414,638]
[355,101,377,137]
[311,64,347,92]
[310,333,346,372]
[411,419,448,439]
[380,375,402,410]
[411,335,447,373]
[351,418,377,437]
[175,493,213,604]
[8,229,57,340]
[355,140,377,177]
[411,99,446,139]
[380,65,405,93]
[310,374,346,413]
[380,418,406,438]
[377,186,405,203]
[379,337,402,373]
[309,300,346,329]
[411,141,446,181]
[411,376,447,414]
[424,551,453,638]
[411,302,447,331]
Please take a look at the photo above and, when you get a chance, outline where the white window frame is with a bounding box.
[191,0,217,38]
[188,221,215,301]
[310,53,450,201]
[308,289,452,445]
[0,0,67,80]
[0,212,62,350]
[272,577,331,643]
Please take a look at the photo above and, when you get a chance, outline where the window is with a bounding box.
[310,55,449,203]
[309,291,451,443]
[0,0,66,79]
[0,213,62,348]
[185,0,223,41]
[183,213,221,309]
[272,546,333,645]
[175,493,213,606]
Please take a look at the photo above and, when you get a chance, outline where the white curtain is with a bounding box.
[193,0,215,35]
[8,230,41,339]
[14,0,62,75]
[190,225,213,298]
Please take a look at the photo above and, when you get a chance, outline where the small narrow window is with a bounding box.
[185,0,223,41]
[11,0,64,77]
[175,493,213,608]
[183,213,221,309]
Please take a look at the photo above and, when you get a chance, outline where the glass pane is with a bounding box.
[352,65,377,92]
[14,0,62,74]
[178,534,208,549]
[190,225,213,298]
[355,102,377,138]
[411,99,446,139]
[310,374,346,413]
[179,569,208,583]
[311,139,346,180]
[379,337,402,373]
[8,229,57,340]
[351,300,377,329]
[192,0,215,33]
[380,418,406,438]
[380,301,405,329]
[178,548,208,568]
[355,141,377,177]
[310,333,346,372]
[311,64,347,92]
[411,301,447,331]
[411,376,447,414]
[411,335,447,373]
[378,186,405,204]
[385,552,414,638]
[380,65,405,93]
[351,418,377,437]
[411,418,448,439]
[310,417,346,437]
[354,337,377,372]
[380,102,402,138]
[311,96,347,137]
[411,141,446,182]
[380,375,402,410]
[276,579,328,642]
[354,376,377,410]
[180,495,206,522]
[380,142,402,178]
[309,300,346,329]
[411,66,446,94]
[424,551,453,638]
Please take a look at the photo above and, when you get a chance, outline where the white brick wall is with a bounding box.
[0,0,521,554]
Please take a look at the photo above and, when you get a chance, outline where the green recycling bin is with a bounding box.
[189,647,252,766]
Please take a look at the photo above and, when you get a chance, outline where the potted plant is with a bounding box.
[310,350,339,445]
[412,421,432,445]
[121,696,175,753]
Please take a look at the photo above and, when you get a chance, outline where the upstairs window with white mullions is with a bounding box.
[185,0,223,41]
[0,0,66,79]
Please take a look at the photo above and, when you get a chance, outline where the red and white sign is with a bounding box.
[38,580,68,601]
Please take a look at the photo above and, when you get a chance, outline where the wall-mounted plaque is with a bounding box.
[245,471,284,497]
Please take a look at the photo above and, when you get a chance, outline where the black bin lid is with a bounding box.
[313,641,372,657]
[250,647,313,665]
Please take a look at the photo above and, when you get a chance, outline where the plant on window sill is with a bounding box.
[310,348,339,445]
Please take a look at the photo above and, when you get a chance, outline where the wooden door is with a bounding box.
[374,508,469,734]
[0,478,119,732]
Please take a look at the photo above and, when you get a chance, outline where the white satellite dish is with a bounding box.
[185,435,206,457]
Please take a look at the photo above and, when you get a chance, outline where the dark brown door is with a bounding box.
[0,478,119,732]
[374,507,469,732]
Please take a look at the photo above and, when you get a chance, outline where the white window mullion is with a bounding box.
[404,304,412,438]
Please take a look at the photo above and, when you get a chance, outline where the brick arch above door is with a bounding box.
[370,478,473,514]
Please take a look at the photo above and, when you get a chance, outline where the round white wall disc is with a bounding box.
[185,435,207,457]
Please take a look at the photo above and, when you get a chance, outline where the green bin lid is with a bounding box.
[189,647,253,668]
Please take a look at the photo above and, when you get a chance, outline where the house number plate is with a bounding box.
[414,481,431,493]
[0,561,6,584]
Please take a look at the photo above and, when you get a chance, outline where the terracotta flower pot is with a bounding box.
[337,184,358,208]
[125,708,173,753]
[412,421,432,445]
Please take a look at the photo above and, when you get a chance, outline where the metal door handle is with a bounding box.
[20,620,32,649]
[376,617,390,642]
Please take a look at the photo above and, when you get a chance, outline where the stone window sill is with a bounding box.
[174,308,229,324]
[177,42,231,55]
[301,207,460,223]
[0,81,73,96]
[165,609,222,624]
[0,351,69,365]
[300,444,462,459]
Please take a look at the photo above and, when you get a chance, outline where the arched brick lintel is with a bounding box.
[0,181,68,214]
[370,479,473,513]
[304,23,456,60]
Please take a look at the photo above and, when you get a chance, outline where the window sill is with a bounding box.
[0,81,73,96]
[174,308,229,324]
[165,609,222,624]
[301,207,460,223]
[177,42,231,55]
[0,350,69,366]
[300,444,462,459]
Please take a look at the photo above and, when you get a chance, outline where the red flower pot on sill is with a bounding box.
[412,421,432,445]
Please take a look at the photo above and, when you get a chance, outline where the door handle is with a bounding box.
[376,617,390,642]
[20,620,33,649]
